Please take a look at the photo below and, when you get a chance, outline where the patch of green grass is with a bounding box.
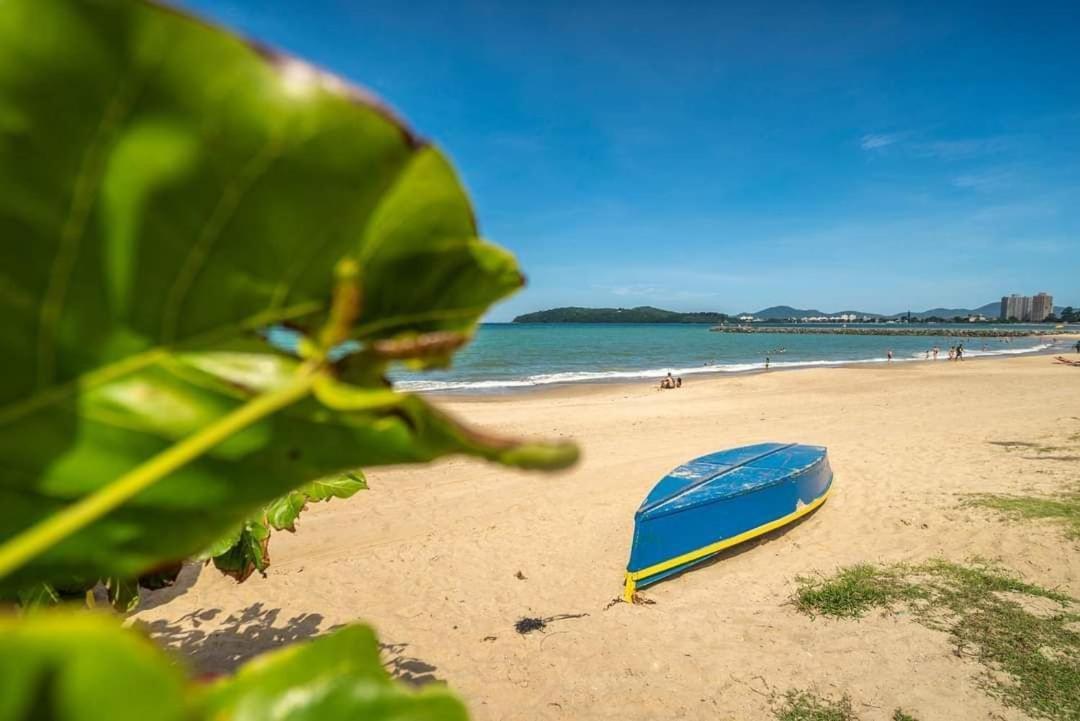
[774,690,857,721]
[793,561,1080,721]
[891,710,918,721]
[964,493,1080,539]
[793,563,927,619]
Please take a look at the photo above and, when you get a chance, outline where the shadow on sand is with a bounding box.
[136,602,443,685]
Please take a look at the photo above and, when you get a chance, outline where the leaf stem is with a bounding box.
[0,365,321,581]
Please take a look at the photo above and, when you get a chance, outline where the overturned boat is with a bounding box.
[624,442,832,600]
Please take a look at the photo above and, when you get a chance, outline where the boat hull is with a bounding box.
[624,443,832,600]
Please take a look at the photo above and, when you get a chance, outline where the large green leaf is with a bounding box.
[198,623,468,721]
[0,613,188,721]
[266,471,368,533]
[0,0,576,592]
[0,612,468,721]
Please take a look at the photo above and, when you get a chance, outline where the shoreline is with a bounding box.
[417,333,1080,400]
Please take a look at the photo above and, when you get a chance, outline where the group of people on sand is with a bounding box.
[659,372,682,389]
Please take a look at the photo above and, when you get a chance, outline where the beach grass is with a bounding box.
[794,561,1080,721]
[792,563,927,618]
[774,690,857,721]
[774,690,921,721]
[964,493,1080,539]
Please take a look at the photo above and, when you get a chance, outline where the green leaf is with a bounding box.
[104,575,140,614]
[210,520,271,583]
[199,625,468,721]
[265,470,367,532]
[0,613,188,721]
[0,613,469,721]
[0,0,576,591]
[13,583,59,610]
[305,471,369,500]
[203,469,365,583]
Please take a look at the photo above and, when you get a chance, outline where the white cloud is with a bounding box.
[952,169,1012,190]
[860,133,1016,159]
[860,133,901,150]
[910,136,1013,159]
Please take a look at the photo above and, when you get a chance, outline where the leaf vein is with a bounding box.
[161,135,285,343]
[35,76,140,389]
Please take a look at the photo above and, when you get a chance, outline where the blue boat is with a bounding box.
[624,442,832,600]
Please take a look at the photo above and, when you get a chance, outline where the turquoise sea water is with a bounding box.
[389,323,1067,392]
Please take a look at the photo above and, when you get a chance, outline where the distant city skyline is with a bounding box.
[178,0,1080,320]
[514,295,1072,320]
[1001,292,1054,322]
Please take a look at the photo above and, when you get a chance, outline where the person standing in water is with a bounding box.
[887,349,893,362]
[765,356,770,369]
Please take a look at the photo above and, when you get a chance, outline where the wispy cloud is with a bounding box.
[594,283,722,301]
[860,133,902,150]
[605,284,659,297]
[910,136,1014,159]
[860,132,1017,160]
[952,168,1013,190]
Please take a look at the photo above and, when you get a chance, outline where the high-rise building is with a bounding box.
[1001,294,1022,320]
[1000,292,1054,321]
[1031,292,1054,321]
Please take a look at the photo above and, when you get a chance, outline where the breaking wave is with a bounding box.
[394,342,1054,392]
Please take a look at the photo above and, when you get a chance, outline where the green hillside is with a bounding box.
[512,306,729,323]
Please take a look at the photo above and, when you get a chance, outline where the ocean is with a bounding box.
[389,323,1065,392]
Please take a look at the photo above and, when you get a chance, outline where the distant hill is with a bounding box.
[747,305,884,320]
[515,301,1075,324]
[898,302,1070,319]
[512,306,729,324]
[748,301,1019,320]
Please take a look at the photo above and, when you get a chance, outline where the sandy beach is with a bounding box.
[132,353,1080,720]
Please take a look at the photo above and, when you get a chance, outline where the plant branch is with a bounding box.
[0,363,322,581]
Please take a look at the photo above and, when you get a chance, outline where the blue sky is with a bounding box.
[180,0,1079,318]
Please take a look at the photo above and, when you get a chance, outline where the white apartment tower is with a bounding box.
[1000,292,1053,321]
[1031,292,1053,321]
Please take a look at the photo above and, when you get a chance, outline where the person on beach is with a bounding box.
[676,377,682,388]
[933,346,939,360]
[887,349,893,362]
[956,343,964,361]
[765,356,770,369]
[660,372,675,389]
[1075,340,1080,354]
[948,346,955,361]
[924,349,930,360]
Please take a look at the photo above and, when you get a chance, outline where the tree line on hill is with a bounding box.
[512,306,730,323]
[513,305,1079,324]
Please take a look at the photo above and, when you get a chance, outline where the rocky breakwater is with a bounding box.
[708,326,1059,337]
